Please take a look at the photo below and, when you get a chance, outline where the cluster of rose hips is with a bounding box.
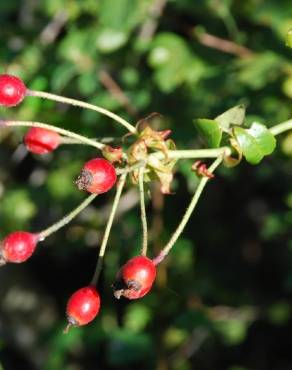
[0,74,157,332]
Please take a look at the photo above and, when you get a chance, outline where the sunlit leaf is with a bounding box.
[233,123,276,164]
[233,127,263,164]
[247,122,276,156]
[193,118,222,148]
[286,28,292,48]
[215,105,246,130]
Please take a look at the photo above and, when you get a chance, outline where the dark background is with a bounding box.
[0,1,292,369]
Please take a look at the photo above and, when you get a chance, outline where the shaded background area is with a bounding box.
[0,1,292,369]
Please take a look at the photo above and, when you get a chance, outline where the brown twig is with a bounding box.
[39,10,68,45]
[196,30,254,59]
[99,70,138,117]
[137,0,168,43]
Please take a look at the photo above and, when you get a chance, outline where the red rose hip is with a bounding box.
[113,256,156,300]
[0,74,27,107]
[65,286,100,332]
[24,127,61,154]
[75,158,117,194]
[0,231,38,265]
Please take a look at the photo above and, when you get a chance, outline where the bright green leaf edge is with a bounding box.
[193,118,222,148]
[233,127,263,164]
[215,104,246,130]
[247,122,276,156]
[233,123,276,165]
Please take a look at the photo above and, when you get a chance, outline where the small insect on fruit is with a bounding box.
[75,158,117,194]
[65,286,101,333]
[113,256,156,300]
[0,74,27,107]
[24,127,61,154]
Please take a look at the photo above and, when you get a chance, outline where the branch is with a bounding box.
[153,156,223,265]
[27,90,137,134]
[99,70,138,116]
[195,29,254,59]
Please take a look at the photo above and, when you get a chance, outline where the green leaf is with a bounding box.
[233,127,263,164]
[0,189,37,231]
[51,63,76,92]
[215,319,248,346]
[193,118,222,148]
[99,0,148,32]
[286,28,292,48]
[233,123,276,164]
[148,32,205,92]
[96,28,128,53]
[215,105,246,130]
[247,122,276,156]
[236,52,282,90]
[97,0,149,52]
[124,303,152,333]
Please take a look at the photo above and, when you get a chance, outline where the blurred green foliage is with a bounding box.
[0,1,292,370]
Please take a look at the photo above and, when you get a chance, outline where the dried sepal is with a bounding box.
[192,161,215,179]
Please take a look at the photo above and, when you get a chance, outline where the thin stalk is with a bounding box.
[150,147,230,161]
[139,168,148,256]
[27,90,137,135]
[269,119,292,136]
[38,194,97,240]
[116,160,147,175]
[153,156,223,265]
[115,147,229,176]
[60,137,116,145]
[91,174,127,285]
[2,120,105,150]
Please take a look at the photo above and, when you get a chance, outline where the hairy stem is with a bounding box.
[150,147,230,161]
[91,174,127,285]
[38,194,97,240]
[27,90,137,135]
[153,156,223,265]
[116,160,147,175]
[2,120,105,150]
[139,168,148,256]
[269,119,292,136]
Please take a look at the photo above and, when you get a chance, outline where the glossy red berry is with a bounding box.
[0,74,27,107]
[65,286,100,331]
[24,127,61,154]
[75,158,117,194]
[113,256,156,300]
[0,231,38,265]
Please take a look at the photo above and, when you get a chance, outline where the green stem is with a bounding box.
[60,136,116,145]
[27,90,137,135]
[2,120,105,150]
[150,147,230,161]
[91,174,127,285]
[38,194,97,240]
[115,147,229,176]
[269,119,292,136]
[153,156,223,265]
[139,168,148,256]
[116,160,147,175]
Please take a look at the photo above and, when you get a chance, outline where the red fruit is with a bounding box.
[113,256,156,300]
[0,231,38,265]
[65,286,100,330]
[24,127,61,154]
[0,74,27,107]
[75,158,117,194]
